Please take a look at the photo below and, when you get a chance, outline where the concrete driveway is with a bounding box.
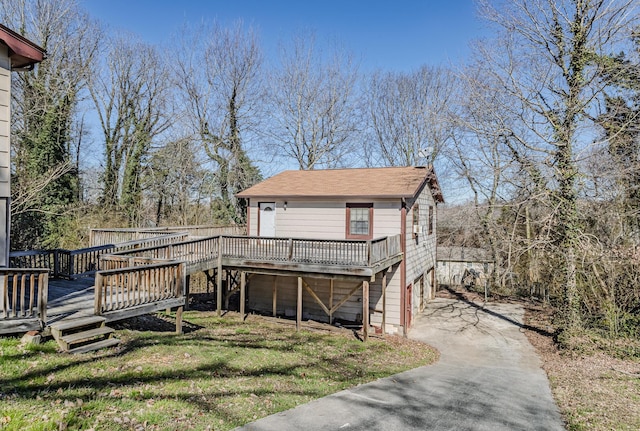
[237,294,565,431]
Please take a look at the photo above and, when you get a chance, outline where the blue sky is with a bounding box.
[82,0,485,71]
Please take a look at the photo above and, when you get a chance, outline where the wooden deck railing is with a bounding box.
[221,236,370,265]
[89,229,182,247]
[107,236,220,267]
[9,233,190,280]
[89,225,245,246]
[0,269,48,323]
[55,244,115,279]
[370,235,402,265]
[111,232,189,251]
[8,250,56,273]
[222,234,402,267]
[99,255,174,271]
[94,261,184,314]
[107,234,402,270]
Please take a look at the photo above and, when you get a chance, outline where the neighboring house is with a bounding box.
[236,166,444,334]
[437,246,493,287]
[0,25,46,267]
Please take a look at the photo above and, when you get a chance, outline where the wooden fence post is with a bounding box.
[176,262,185,334]
[296,277,302,331]
[382,272,387,337]
[363,280,369,341]
[94,272,103,315]
[216,237,223,316]
[288,238,294,260]
[38,272,48,327]
[240,271,246,321]
[53,250,59,278]
[272,276,277,317]
[68,252,74,280]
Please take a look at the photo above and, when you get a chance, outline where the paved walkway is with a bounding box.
[237,295,565,431]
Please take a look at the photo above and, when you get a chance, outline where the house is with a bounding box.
[236,166,444,335]
[437,246,493,287]
[0,24,46,267]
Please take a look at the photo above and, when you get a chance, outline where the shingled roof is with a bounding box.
[0,23,46,69]
[237,166,444,202]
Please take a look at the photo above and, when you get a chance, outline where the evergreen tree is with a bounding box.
[2,0,99,249]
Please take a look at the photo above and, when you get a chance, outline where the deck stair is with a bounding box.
[49,316,120,354]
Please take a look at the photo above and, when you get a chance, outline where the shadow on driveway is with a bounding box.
[236,294,565,431]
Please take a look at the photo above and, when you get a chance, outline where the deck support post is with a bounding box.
[329,279,334,325]
[382,272,387,337]
[0,275,5,317]
[272,276,277,317]
[94,272,103,316]
[176,262,185,334]
[184,274,191,311]
[175,306,183,334]
[216,238,223,316]
[296,276,302,331]
[240,271,246,321]
[363,280,369,341]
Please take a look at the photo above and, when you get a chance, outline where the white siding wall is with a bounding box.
[372,200,401,237]
[404,186,437,323]
[0,46,10,198]
[0,46,10,267]
[247,204,258,236]
[247,198,401,240]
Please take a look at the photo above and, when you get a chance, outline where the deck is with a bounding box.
[46,277,95,321]
[2,230,403,339]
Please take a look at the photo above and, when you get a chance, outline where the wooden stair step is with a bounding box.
[67,337,120,355]
[49,316,106,333]
[61,326,115,347]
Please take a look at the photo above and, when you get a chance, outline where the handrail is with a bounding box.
[94,261,184,315]
[89,225,246,246]
[112,232,189,251]
[93,234,402,319]
[9,233,191,279]
[107,234,403,268]
[0,269,49,324]
[8,250,56,275]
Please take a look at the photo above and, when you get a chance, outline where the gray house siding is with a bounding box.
[405,186,437,319]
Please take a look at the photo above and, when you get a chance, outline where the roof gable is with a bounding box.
[0,23,46,69]
[237,166,444,202]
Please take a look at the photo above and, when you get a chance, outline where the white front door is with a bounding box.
[259,202,276,237]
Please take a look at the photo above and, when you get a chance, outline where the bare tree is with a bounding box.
[144,136,213,226]
[175,21,262,224]
[474,0,638,335]
[89,35,170,225]
[267,32,359,170]
[1,0,100,248]
[365,66,456,167]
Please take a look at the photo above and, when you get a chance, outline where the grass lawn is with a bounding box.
[0,311,437,431]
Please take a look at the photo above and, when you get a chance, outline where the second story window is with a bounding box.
[346,203,373,239]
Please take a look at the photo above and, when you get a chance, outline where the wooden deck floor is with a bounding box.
[46,277,96,323]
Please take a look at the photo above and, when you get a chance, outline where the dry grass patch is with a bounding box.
[524,304,640,431]
[0,311,437,431]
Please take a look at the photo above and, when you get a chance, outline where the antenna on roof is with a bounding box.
[417,146,434,166]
